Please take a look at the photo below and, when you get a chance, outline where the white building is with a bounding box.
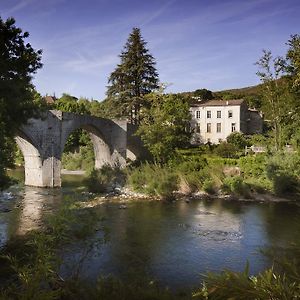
[189,99,263,144]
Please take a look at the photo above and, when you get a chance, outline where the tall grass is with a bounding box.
[128,163,177,200]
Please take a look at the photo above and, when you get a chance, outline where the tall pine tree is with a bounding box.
[107,28,159,124]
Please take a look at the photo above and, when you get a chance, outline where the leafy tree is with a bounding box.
[54,93,89,114]
[286,34,300,88]
[226,132,249,150]
[193,88,213,100]
[0,17,42,187]
[137,93,191,163]
[107,27,159,124]
[256,50,287,150]
[54,93,91,152]
[214,142,239,158]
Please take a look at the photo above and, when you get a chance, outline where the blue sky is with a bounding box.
[1,0,299,100]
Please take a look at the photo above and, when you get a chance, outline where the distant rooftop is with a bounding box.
[43,95,57,104]
[191,99,245,107]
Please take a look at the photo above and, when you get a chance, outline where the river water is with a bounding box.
[1,169,300,290]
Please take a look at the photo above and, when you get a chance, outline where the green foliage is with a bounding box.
[265,152,300,196]
[194,264,300,299]
[193,89,213,101]
[239,154,267,178]
[248,134,270,147]
[54,93,90,115]
[62,144,95,172]
[128,163,177,200]
[137,93,191,163]
[286,34,300,89]
[226,132,249,150]
[222,176,250,197]
[214,142,239,158]
[202,179,216,195]
[0,17,42,188]
[84,165,126,193]
[107,27,159,123]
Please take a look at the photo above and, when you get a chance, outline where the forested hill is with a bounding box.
[178,84,263,110]
[214,83,262,98]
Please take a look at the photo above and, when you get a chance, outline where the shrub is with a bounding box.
[222,176,250,198]
[239,154,267,179]
[202,178,216,194]
[62,144,95,172]
[85,165,125,193]
[214,142,239,158]
[226,132,250,150]
[128,163,177,200]
[265,152,300,196]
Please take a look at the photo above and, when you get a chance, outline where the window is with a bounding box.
[231,123,236,132]
[217,123,221,133]
[195,123,201,133]
[207,110,211,118]
[207,123,211,133]
[228,110,233,118]
[195,110,201,119]
[217,111,221,118]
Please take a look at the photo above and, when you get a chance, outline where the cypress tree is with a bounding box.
[107,27,159,124]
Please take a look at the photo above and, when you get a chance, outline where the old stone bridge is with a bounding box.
[15,110,143,187]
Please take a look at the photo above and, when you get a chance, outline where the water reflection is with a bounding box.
[16,187,56,235]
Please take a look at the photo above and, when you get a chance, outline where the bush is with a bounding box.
[266,152,300,196]
[226,132,249,150]
[239,154,267,179]
[85,165,125,193]
[128,163,177,200]
[214,142,239,158]
[62,144,95,172]
[202,178,216,194]
[222,176,250,198]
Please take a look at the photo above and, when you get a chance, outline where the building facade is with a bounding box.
[189,99,263,144]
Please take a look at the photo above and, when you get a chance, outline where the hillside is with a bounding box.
[214,83,262,97]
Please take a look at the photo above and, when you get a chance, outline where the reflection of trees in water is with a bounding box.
[98,202,172,279]
[259,202,300,248]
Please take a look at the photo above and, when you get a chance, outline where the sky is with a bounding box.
[1,0,300,101]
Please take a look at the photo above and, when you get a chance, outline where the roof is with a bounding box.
[43,96,57,104]
[190,99,245,107]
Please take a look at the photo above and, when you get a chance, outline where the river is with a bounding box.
[1,168,300,290]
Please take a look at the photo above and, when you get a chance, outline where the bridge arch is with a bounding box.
[15,130,44,186]
[61,123,114,169]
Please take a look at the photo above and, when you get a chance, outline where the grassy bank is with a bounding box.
[125,150,300,201]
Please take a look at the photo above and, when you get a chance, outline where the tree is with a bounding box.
[54,93,90,115]
[54,93,91,152]
[107,27,159,124]
[137,93,191,163]
[256,50,287,150]
[286,34,300,89]
[226,132,249,150]
[0,17,42,187]
[193,88,213,100]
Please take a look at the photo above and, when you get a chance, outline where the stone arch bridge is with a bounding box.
[15,110,144,187]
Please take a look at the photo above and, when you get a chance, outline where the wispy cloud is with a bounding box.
[63,53,118,74]
[4,0,37,15]
[140,0,177,26]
